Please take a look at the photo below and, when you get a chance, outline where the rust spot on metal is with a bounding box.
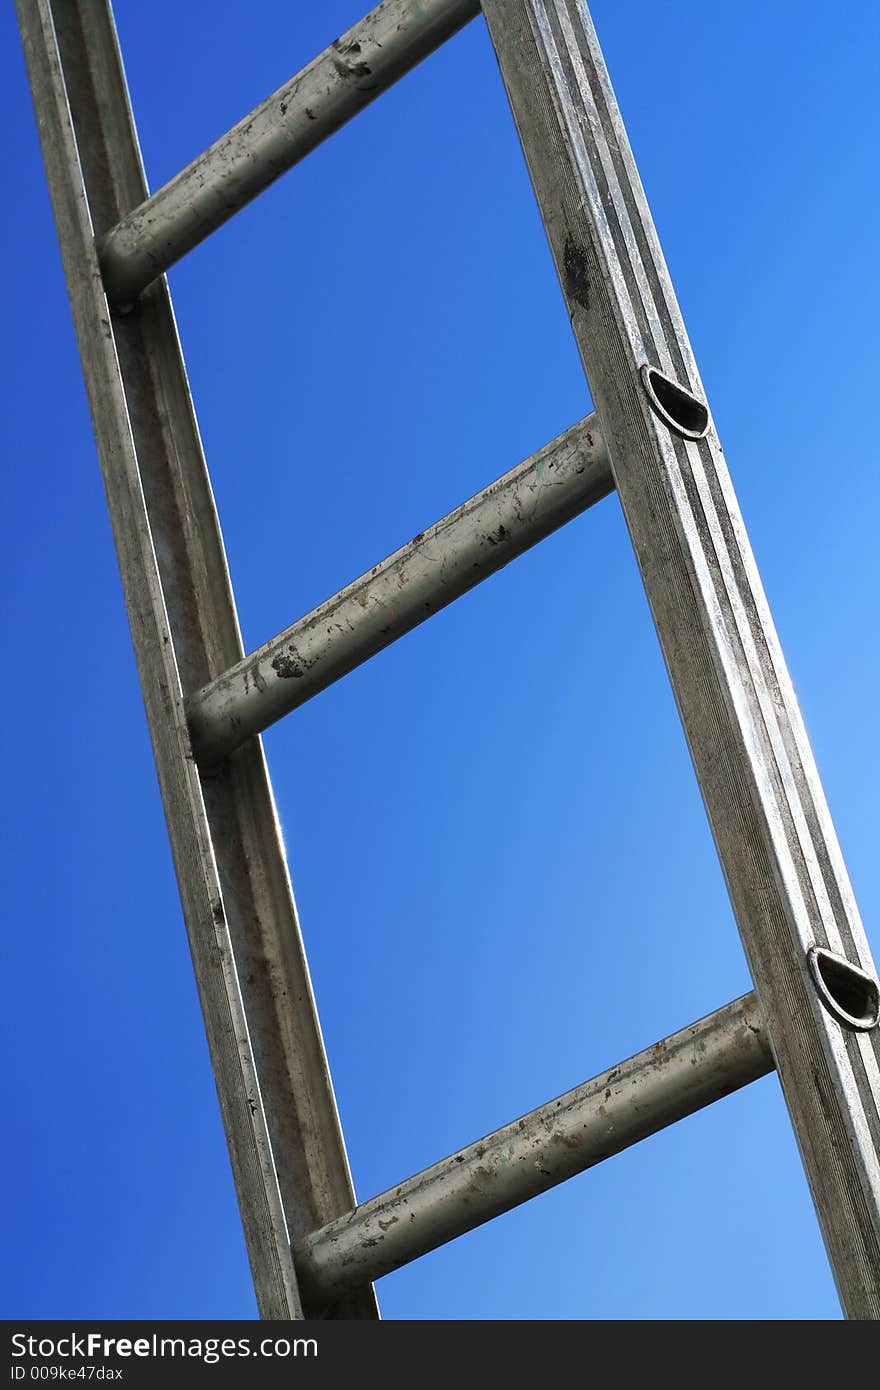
[563,234,591,313]
[272,651,303,679]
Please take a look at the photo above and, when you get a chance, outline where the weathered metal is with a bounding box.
[97,0,481,306]
[16,0,377,1319]
[481,0,880,1318]
[187,413,612,765]
[296,993,774,1302]
[18,0,880,1322]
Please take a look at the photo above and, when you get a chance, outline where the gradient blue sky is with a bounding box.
[4,1,879,1320]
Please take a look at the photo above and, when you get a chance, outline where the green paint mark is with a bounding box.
[411,0,428,19]
[534,457,545,479]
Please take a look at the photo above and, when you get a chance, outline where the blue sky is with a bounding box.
[3,1,879,1320]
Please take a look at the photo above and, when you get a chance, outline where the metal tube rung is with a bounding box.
[186,413,612,766]
[294,992,773,1304]
[97,0,481,306]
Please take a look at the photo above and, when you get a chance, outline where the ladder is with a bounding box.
[16,0,880,1320]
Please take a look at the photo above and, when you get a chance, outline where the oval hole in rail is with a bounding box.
[640,365,710,441]
[808,946,880,1031]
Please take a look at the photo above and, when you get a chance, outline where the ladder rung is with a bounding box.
[294,992,772,1303]
[97,0,480,307]
[187,413,612,765]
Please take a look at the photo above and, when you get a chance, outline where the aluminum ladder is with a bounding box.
[16,0,880,1320]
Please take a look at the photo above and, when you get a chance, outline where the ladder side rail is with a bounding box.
[480,0,880,1318]
[16,0,378,1319]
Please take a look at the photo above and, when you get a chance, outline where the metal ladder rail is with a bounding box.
[16,0,378,1321]
[18,0,880,1319]
[478,0,880,1319]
